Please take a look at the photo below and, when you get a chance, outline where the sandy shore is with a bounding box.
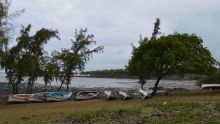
[0,82,191,100]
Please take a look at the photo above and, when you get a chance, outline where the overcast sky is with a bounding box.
[10,0,220,71]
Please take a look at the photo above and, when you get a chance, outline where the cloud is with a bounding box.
[9,0,220,70]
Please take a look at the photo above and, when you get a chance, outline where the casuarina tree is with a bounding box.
[55,28,103,91]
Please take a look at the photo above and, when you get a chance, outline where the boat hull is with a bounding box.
[202,84,220,89]
[47,92,72,102]
[104,90,115,100]
[119,91,131,100]
[8,94,29,103]
[75,91,98,100]
[139,89,151,99]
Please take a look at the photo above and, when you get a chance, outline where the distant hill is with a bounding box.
[80,69,200,80]
[80,69,132,79]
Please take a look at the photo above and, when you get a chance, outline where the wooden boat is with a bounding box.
[201,84,220,89]
[139,89,151,99]
[31,92,49,102]
[46,92,72,102]
[75,91,98,100]
[8,94,30,103]
[118,91,131,100]
[104,90,115,100]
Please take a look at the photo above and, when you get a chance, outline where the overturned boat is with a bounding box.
[8,92,72,103]
[104,90,115,100]
[118,91,131,100]
[201,84,220,90]
[139,89,151,99]
[8,94,30,103]
[75,91,98,100]
[46,92,72,102]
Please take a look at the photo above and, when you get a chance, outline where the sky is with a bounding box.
[9,0,220,71]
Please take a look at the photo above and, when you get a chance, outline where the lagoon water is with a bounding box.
[0,72,198,90]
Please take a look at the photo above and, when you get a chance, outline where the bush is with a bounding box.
[198,70,220,84]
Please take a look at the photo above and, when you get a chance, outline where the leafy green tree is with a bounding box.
[0,0,24,94]
[17,24,59,93]
[128,19,219,95]
[1,45,28,94]
[199,69,220,85]
[128,36,148,89]
[1,25,59,94]
[56,28,103,91]
[128,19,161,89]
[40,55,59,91]
[0,0,22,63]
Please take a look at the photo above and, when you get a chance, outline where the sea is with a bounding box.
[0,72,199,90]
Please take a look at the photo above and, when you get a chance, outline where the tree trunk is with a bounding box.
[12,84,16,94]
[30,83,34,94]
[139,75,146,89]
[57,81,64,91]
[66,83,69,91]
[141,83,144,89]
[27,83,30,94]
[151,76,162,95]
[44,83,47,92]
[15,84,18,94]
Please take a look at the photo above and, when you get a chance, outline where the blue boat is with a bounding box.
[46,92,72,102]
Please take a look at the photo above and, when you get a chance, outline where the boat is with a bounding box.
[104,90,115,100]
[118,91,131,100]
[75,91,98,100]
[8,94,30,103]
[31,92,49,102]
[46,92,72,102]
[201,84,220,89]
[139,89,151,99]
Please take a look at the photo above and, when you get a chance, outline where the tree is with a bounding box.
[1,45,28,94]
[151,18,161,41]
[56,28,103,91]
[1,25,59,94]
[128,19,219,95]
[1,0,22,62]
[0,0,24,52]
[17,24,59,93]
[0,0,24,94]
[128,36,148,89]
[128,18,160,89]
[40,55,59,91]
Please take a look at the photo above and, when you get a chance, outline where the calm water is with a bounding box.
[0,72,198,89]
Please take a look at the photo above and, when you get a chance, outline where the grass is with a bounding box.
[0,90,220,124]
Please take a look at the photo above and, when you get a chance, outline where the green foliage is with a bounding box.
[1,24,59,93]
[40,55,60,91]
[128,19,219,95]
[0,0,24,52]
[55,28,103,91]
[198,70,220,84]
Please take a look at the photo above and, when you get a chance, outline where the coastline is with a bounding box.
[0,82,191,100]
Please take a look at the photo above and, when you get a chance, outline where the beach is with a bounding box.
[0,90,220,124]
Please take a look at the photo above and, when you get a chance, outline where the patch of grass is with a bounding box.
[0,90,220,124]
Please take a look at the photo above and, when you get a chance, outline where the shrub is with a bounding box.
[198,70,220,84]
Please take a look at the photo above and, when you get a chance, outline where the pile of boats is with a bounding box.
[8,89,152,103]
[8,92,73,103]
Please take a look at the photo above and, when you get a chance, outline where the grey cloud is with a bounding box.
[9,0,220,70]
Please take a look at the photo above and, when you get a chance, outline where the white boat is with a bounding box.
[201,84,220,89]
[31,92,49,102]
[118,91,131,100]
[46,92,72,102]
[104,90,115,99]
[139,89,151,99]
[75,91,98,100]
[8,94,30,103]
